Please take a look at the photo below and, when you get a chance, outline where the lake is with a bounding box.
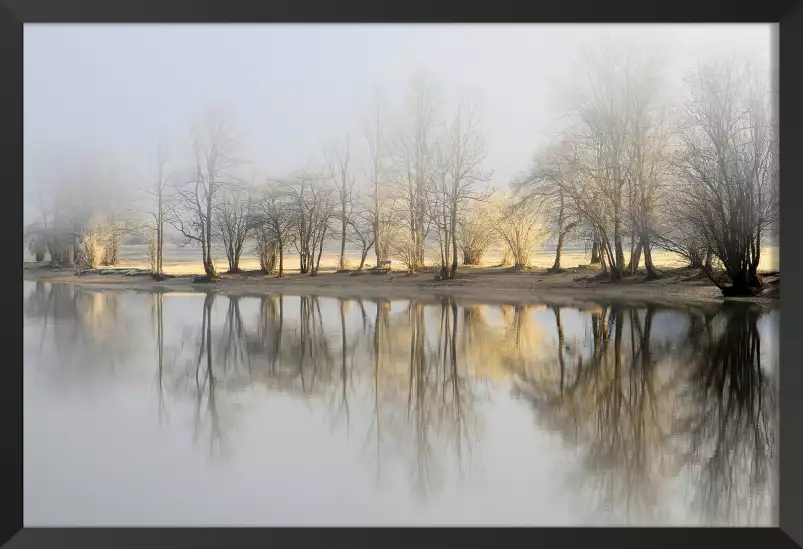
[23,281,779,526]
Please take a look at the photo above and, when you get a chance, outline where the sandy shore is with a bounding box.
[23,258,780,308]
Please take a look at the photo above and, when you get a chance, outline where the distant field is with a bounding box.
[23,241,779,276]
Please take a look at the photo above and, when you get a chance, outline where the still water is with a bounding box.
[23,281,779,526]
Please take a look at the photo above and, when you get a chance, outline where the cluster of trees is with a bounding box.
[25,70,519,281]
[517,51,777,296]
[25,50,777,297]
[24,165,139,270]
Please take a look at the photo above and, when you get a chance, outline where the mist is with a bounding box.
[23,23,774,224]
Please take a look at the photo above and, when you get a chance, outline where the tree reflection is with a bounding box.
[24,282,136,383]
[675,303,778,525]
[25,282,778,523]
[186,293,224,457]
[510,300,777,525]
[152,292,168,426]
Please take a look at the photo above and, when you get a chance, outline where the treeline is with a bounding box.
[24,48,777,296]
[517,51,777,296]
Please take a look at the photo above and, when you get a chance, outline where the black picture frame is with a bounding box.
[2,1,801,548]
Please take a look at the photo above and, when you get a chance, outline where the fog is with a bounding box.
[23,23,774,225]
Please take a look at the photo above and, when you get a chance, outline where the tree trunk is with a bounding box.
[64,239,75,267]
[450,225,458,279]
[688,248,703,268]
[590,236,601,264]
[374,207,382,263]
[614,236,625,279]
[227,249,236,273]
[204,259,216,278]
[551,231,565,272]
[205,195,215,278]
[260,245,277,274]
[629,229,636,275]
[203,237,216,278]
[723,270,763,296]
[704,247,712,271]
[628,240,643,274]
[339,212,347,271]
[157,192,164,274]
[277,237,285,278]
[315,233,325,274]
[500,244,510,266]
[605,240,622,281]
[359,246,369,270]
[749,236,761,283]
[642,235,659,279]
[234,242,243,273]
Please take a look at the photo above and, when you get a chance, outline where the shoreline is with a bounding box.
[23,262,780,309]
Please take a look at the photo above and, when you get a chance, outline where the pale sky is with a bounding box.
[23,23,775,225]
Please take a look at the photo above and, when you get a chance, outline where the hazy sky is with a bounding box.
[23,23,775,224]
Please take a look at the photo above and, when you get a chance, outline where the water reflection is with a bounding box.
[676,304,778,525]
[23,281,778,526]
[510,303,778,525]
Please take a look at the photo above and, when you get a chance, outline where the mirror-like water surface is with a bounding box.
[23,281,779,526]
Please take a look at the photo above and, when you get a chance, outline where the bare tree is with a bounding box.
[549,47,673,281]
[215,186,252,273]
[141,142,170,275]
[391,70,440,273]
[492,192,548,269]
[429,141,455,278]
[456,201,497,266]
[620,56,674,279]
[24,225,48,262]
[325,136,356,271]
[363,90,390,266]
[25,194,55,263]
[252,179,293,277]
[348,200,376,271]
[443,97,492,278]
[253,226,278,274]
[387,226,419,274]
[650,185,714,270]
[516,139,583,272]
[168,109,242,279]
[285,166,337,275]
[98,209,138,267]
[672,57,777,296]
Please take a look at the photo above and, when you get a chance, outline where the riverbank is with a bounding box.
[23,261,780,308]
